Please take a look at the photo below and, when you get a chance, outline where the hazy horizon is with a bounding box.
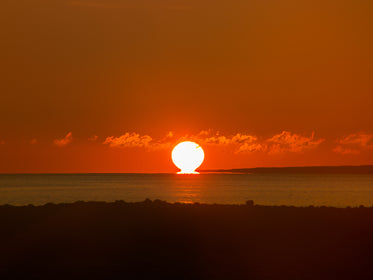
[0,164,372,175]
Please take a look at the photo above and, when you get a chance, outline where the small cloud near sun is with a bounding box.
[236,142,265,153]
[165,131,174,138]
[54,132,73,147]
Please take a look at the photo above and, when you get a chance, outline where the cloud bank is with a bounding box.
[267,131,325,154]
[103,132,152,148]
[103,130,324,154]
[334,133,373,154]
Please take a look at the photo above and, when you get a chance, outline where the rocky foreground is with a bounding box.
[1,200,373,279]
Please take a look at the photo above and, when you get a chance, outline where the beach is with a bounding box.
[1,200,373,279]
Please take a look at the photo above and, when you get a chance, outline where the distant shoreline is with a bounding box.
[200,165,373,174]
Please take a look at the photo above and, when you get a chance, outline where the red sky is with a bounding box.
[0,0,372,173]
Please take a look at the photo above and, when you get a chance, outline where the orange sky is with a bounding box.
[0,0,372,173]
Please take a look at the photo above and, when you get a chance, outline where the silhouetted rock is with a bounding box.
[245,200,254,207]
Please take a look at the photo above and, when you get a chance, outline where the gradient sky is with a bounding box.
[0,0,372,172]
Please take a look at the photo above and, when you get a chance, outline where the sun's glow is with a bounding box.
[172,141,204,174]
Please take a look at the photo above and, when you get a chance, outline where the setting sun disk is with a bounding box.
[171,141,204,174]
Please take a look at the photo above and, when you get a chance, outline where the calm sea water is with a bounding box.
[0,173,373,207]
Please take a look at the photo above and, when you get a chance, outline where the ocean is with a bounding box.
[1,173,373,207]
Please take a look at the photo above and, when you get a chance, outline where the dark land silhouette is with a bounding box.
[200,165,373,174]
[1,200,373,279]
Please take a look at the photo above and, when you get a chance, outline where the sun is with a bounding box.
[172,141,205,174]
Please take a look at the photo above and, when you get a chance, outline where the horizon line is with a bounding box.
[0,164,372,175]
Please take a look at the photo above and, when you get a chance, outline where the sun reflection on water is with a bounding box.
[173,180,202,204]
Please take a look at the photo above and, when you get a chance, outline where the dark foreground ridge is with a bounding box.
[1,200,373,280]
